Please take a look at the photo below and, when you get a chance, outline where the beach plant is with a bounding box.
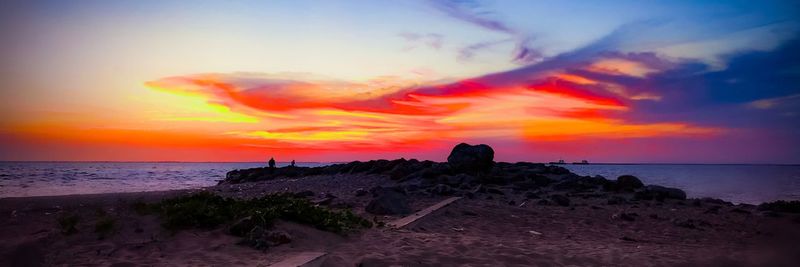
[147,191,372,235]
[57,213,80,235]
[131,200,151,216]
[94,216,116,240]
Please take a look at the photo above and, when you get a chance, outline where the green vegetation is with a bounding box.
[94,216,116,240]
[147,192,372,234]
[57,213,79,235]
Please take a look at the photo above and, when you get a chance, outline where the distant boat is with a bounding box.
[572,160,589,165]
[548,159,566,165]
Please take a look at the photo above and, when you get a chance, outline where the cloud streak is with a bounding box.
[429,0,541,64]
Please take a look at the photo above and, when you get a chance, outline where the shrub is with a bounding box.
[147,192,372,234]
[57,213,79,235]
[94,216,116,239]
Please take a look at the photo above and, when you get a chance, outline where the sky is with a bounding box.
[0,0,799,163]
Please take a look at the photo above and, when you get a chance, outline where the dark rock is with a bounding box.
[673,219,711,229]
[634,185,687,201]
[731,208,751,214]
[355,188,368,197]
[419,163,452,179]
[472,184,486,194]
[365,187,411,215]
[700,197,733,206]
[537,199,550,205]
[607,196,627,205]
[293,190,315,198]
[464,191,475,199]
[486,188,504,195]
[446,143,494,173]
[545,165,570,174]
[387,162,414,180]
[508,200,516,206]
[527,174,555,187]
[704,206,721,214]
[431,184,454,196]
[550,194,570,206]
[553,175,608,192]
[512,181,540,191]
[524,191,540,199]
[758,200,800,213]
[440,173,474,186]
[615,175,644,191]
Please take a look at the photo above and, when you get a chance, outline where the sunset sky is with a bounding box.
[1,0,799,163]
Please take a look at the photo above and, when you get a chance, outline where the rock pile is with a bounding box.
[223,143,688,214]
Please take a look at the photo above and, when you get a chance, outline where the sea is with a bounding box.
[1,162,798,204]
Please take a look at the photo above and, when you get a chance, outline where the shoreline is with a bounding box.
[2,153,800,266]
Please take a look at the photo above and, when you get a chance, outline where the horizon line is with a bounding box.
[1,160,798,166]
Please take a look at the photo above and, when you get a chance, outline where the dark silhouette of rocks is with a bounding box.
[604,175,645,192]
[446,143,494,173]
[634,185,687,200]
[365,186,410,215]
[758,200,800,213]
[222,143,697,208]
[550,194,571,206]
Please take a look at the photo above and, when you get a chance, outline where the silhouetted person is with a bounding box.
[291,160,295,167]
[268,157,276,169]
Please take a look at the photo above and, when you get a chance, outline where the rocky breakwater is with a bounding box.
[221,143,692,215]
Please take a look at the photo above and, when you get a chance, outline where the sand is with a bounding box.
[1,173,799,266]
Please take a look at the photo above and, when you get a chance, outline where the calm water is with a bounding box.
[0,162,328,198]
[1,162,798,204]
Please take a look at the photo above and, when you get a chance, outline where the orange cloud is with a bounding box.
[143,63,718,153]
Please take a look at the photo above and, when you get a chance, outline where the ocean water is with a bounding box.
[0,162,329,199]
[1,162,798,204]
[563,164,800,204]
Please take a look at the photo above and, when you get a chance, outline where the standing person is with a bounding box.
[291,160,295,167]
[268,157,276,169]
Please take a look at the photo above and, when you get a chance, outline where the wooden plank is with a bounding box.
[269,252,327,267]
[388,197,462,228]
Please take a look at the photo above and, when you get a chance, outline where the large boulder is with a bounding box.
[615,175,644,191]
[365,187,411,215]
[447,143,495,173]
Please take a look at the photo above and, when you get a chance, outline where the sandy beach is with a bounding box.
[2,150,799,266]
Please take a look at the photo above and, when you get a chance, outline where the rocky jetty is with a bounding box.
[222,143,688,212]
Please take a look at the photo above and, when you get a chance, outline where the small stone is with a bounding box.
[355,188,368,197]
[486,188,504,195]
